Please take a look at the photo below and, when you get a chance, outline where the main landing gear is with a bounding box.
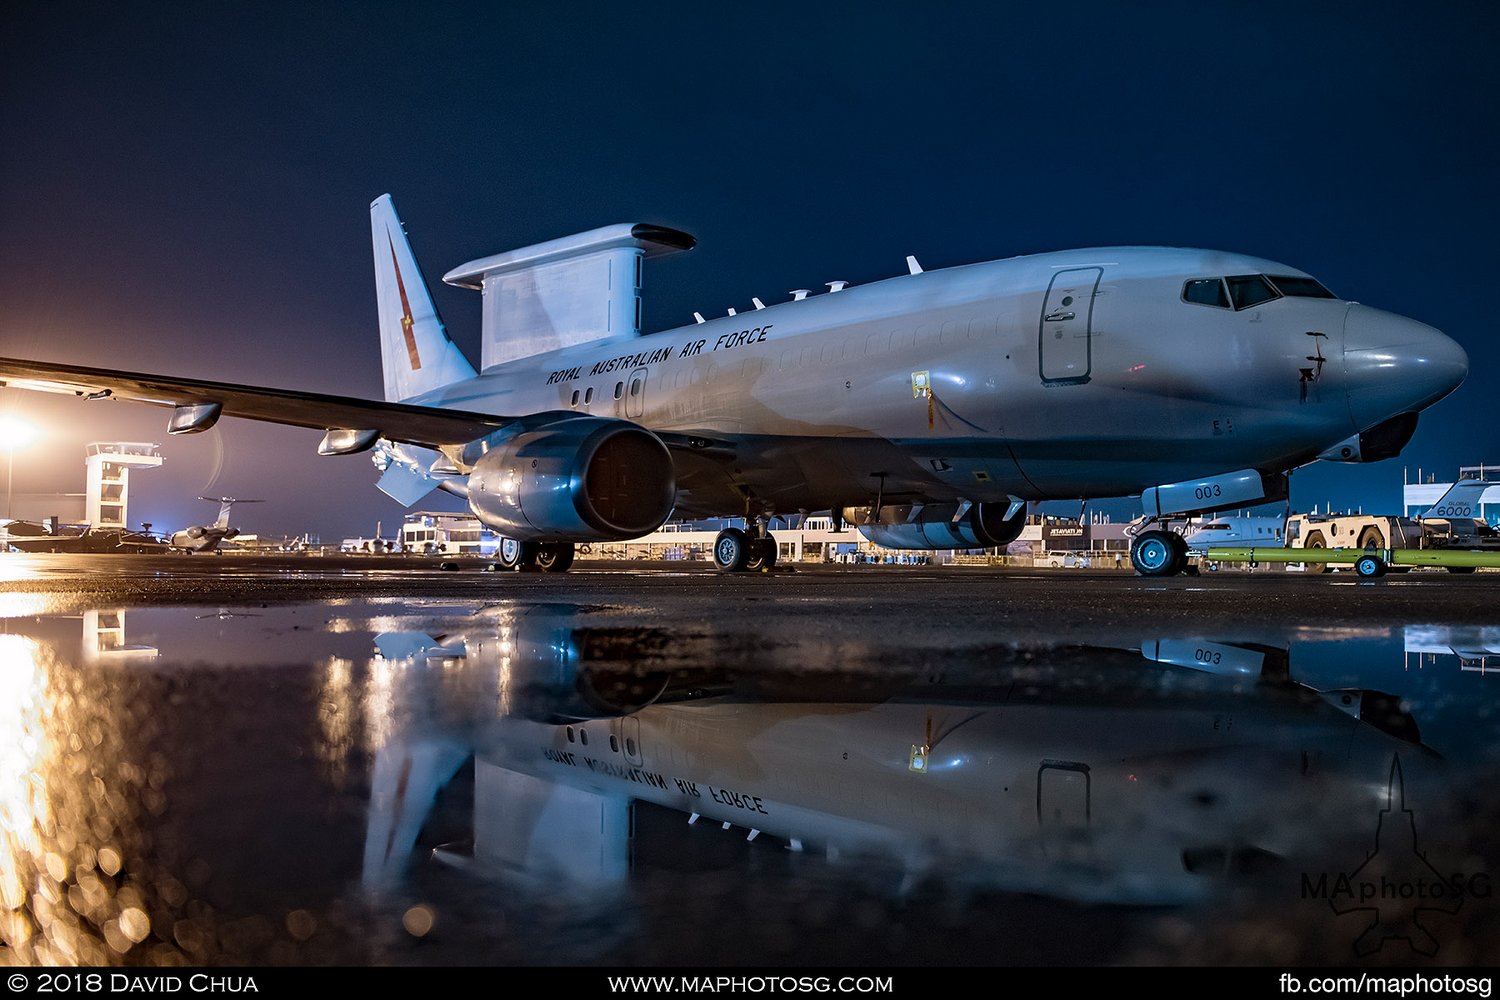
[713,524,778,573]
[493,537,575,573]
[1129,527,1191,577]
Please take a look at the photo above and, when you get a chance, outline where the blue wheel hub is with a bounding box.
[1138,539,1170,571]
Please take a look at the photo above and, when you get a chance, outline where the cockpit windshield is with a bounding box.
[1226,275,1279,309]
[1267,275,1336,299]
[1183,278,1229,308]
[1182,273,1337,310]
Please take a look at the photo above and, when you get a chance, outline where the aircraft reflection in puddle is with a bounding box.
[358,606,1496,907]
[3,602,1498,963]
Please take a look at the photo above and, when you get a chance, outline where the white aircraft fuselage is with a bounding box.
[407,246,1463,516]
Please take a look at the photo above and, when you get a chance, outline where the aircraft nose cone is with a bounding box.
[1344,304,1467,429]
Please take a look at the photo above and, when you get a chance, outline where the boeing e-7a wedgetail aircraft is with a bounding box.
[0,196,1468,575]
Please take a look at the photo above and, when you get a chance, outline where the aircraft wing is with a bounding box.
[0,356,510,448]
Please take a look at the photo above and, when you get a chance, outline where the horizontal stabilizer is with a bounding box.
[374,631,466,661]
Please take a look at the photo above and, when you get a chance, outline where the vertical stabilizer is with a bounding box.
[1423,479,1497,519]
[198,496,262,529]
[371,195,477,402]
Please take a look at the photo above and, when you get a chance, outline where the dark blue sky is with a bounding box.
[3,2,1496,537]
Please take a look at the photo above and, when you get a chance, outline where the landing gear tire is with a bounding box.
[1355,554,1387,579]
[744,537,778,572]
[535,542,575,573]
[1303,531,1331,573]
[1167,530,1190,575]
[1131,530,1182,577]
[495,537,537,572]
[713,528,752,572]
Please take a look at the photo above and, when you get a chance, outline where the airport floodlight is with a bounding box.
[1,415,38,520]
[0,415,38,452]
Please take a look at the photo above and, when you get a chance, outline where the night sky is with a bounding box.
[3,2,1497,539]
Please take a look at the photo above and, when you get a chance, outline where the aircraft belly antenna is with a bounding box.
[752,298,766,310]
[693,312,706,324]
[790,289,810,301]
[906,255,923,275]
[827,281,848,292]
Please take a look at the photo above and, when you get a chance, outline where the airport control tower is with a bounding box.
[83,442,162,528]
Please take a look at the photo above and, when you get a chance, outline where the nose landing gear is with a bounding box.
[1129,528,1190,577]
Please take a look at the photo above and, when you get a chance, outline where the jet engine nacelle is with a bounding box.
[223,527,240,540]
[186,525,205,539]
[466,415,676,542]
[857,502,1026,550]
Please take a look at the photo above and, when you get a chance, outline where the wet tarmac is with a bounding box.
[1,554,1498,966]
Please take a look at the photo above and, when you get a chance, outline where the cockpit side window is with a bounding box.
[1183,278,1230,308]
[1226,275,1281,310]
[1268,275,1336,299]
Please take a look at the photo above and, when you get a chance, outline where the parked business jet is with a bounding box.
[168,496,260,553]
[0,196,1468,575]
[1182,513,1288,549]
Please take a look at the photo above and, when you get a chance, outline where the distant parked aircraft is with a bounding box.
[2,518,165,554]
[169,497,261,554]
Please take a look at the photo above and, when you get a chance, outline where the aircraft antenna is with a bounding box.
[906,255,923,275]
[790,289,810,301]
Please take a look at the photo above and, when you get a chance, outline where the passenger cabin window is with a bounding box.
[1268,275,1336,299]
[630,377,642,396]
[1226,275,1280,310]
[584,387,594,404]
[1183,278,1230,308]
[614,381,624,399]
[570,390,580,407]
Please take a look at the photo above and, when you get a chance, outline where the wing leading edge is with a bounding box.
[0,356,509,449]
